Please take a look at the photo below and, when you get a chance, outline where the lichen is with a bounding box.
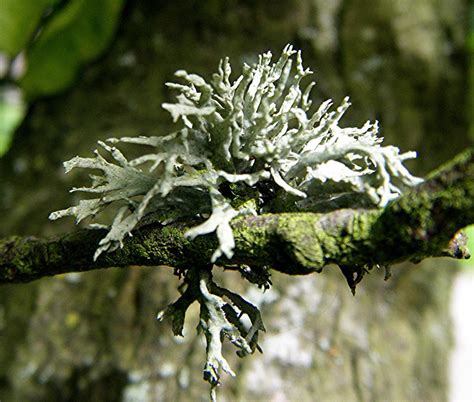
[49,45,421,263]
[157,268,265,400]
[48,45,422,400]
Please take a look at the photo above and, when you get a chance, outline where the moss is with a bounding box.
[114,225,194,269]
[274,214,325,274]
[0,237,40,281]
[266,211,384,273]
[232,215,275,262]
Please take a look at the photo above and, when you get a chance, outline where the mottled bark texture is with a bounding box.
[0,1,469,401]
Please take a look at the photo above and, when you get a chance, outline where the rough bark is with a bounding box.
[0,1,469,401]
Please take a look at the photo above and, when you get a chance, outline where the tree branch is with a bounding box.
[1,147,473,285]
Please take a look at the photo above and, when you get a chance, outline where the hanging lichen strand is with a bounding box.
[49,45,422,262]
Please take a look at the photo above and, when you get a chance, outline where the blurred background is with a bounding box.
[0,1,472,401]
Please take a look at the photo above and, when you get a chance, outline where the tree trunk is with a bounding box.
[0,1,468,400]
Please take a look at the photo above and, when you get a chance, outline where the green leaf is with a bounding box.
[20,0,125,99]
[0,92,26,156]
[0,0,53,56]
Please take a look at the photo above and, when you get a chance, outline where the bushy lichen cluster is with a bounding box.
[49,45,422,400]
[49,44,421,262]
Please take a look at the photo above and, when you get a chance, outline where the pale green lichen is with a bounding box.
[156,268,265,399]
[49,45,421,262]
[49,45,422,399]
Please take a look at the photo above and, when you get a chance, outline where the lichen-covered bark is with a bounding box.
[1,147,472,284]
[0,1,469,401]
